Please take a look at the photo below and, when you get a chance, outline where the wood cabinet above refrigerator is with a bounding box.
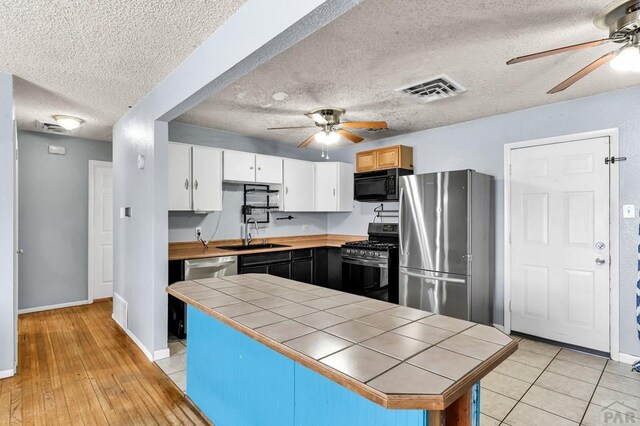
[355,145,413,173]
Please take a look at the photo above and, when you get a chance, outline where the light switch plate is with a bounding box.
[623,204,635,219]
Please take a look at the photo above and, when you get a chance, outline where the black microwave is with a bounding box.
[354,168,413,201]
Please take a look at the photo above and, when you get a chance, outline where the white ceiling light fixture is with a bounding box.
[53,115,84,131]
[315,130,340,145]
[611,44,640,71]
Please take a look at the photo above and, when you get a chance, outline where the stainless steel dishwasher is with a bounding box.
[184,256,238,280]
[169,256,237,339]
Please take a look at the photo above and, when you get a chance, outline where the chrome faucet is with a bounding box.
[244,218,259,246]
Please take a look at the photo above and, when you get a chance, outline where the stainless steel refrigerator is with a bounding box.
[398,170,493,324]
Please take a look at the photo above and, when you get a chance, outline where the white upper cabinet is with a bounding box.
[223,150,256,182]
[168,143,192,211]
[282,159,314,212]
[223,151,283,184]
[314,162,354,212]
[192,146,223,211]
[255,154,283,184]
[168,142,222,212]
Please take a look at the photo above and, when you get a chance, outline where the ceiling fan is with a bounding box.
[267,107,387,148]
[507,0,640,94]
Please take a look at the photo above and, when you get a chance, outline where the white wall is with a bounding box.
[329,86,640,357]
[113,0,360,358]
[0,73,16,377]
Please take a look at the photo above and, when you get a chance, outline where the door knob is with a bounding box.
[595,242,606,250]
[595,257,606,265]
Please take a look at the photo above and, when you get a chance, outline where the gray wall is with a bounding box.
[113,1,357,357]
[328,86,640,357]
[18,130,112,310]
[168,122,328,242]
[0,73,16,375]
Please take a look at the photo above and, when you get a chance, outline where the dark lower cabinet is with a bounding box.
[239,251,293,279]
[313,247,342,290]
[238,249,315,284]
[292,258,313,283]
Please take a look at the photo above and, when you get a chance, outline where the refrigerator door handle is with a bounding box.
[400,269,466,284]
[398,187,405,255]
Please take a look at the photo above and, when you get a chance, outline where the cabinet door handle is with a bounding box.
[286,186,289,194]
[333,188,336,196]
[257,167,261,170]
[184,179,189,190]
[250,166,254,170]
[194,179,199,190]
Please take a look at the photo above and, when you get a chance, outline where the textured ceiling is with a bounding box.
[178,0,639,149]
[1,0,247,141]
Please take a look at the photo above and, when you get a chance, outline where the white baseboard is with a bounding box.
[493,323,505,333]
[619,353,639,365]
[154,348,170,360]
[18,300,90,314]
[111,313,154,362]
[0,368,15,379]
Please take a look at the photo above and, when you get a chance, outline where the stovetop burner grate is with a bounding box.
[343,240,398,250]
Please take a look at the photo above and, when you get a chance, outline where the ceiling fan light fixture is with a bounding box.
[610,45,640,71]
[315,130,340,145]
[53,115,84,130]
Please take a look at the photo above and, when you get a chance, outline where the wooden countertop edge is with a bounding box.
[168,234,365,261]
[167,287,516,411]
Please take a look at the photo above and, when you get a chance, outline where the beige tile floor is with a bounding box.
[161,332,640,425]
[157,334,187,393]
[482,336,639,425]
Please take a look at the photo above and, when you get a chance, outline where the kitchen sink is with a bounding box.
[216,243,291,251]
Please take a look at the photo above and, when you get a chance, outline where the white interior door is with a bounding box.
[509,136,610,351]
[90,161,113,300]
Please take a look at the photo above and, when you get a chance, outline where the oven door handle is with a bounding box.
[342,257,389,268]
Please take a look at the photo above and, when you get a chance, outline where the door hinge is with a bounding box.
[604,156,627,165]
[509,300,512,312]
[509,163,512,175]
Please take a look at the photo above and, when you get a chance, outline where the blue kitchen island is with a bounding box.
[168,274,517,426]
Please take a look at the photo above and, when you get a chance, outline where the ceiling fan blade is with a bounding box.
[506,38,615,65]
[267,125,317,130]
[298,132,318,148]
[340,121,388,129]
[304,112,328,125]
[337,130,364,143]
[547,50,617,94]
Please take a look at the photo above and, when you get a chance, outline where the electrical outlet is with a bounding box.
[195,226,202,239]
[302,224,309,232]
[623,205,636,219]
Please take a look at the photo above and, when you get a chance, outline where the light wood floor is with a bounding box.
[0,299,207,425]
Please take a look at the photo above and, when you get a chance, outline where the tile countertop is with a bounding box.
[168,234,364,261]
[167,274,518,411]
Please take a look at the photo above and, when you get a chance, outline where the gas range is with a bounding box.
[341,223,399,259]
[341,222,400,303]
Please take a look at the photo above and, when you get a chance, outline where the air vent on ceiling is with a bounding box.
[398,75,467,103]
[35,119,67,134]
